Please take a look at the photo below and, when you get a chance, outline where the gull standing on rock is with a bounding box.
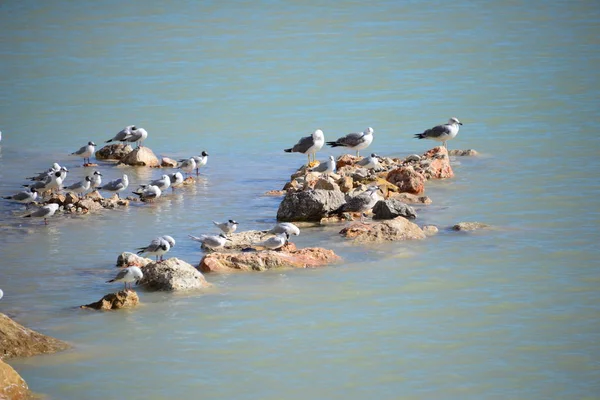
[65,176,92,196]
[23,203,60,225]
[254,232,289,250]
[168,172,184,192]
[137,235,175,261]
[284,129,325,165]
[133,184,161,202]
[333,185,381,222]
[192,151,209,175]
[213,219,239,235]
[38,167,68,193]
[27,163,61,181]
[309,155,336,178]
[146,175,171,192]
[266,222,300,236]
[70,141,96,165]
[106,125,136,143]
[357,153,383,171]
[106,266,143,291]
[100,174,129,198]
[326,127,374,157]
[188,233,228,250]
[178,158,196,177]
[3,189,38,207]
[414,117,462,148]
[88,171,102,190]
[124,127,148,148]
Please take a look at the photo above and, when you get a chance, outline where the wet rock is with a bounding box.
[277,189,346,222]
[199,243,341,272]
[0,359,30,400]
[0,313,70,359]
[138,258,211,291]
[452,222,490,231]
[422,225,439,236]
[77,198,103,212]
[386,166,426,195]
[86,190,103,200]
[421,146,454,179]
[338,176,354,193]
[64,192,80,206]
[389,192,432,205]
[339,217,426,242]
[314,178,340,191]
[47,193,67,206]
[95,143,133,161]
[161,157,178,168]
[405,154,421,163]
[448,149,479,156]
[335,154,359,169]
[264,190,286,196]
[372,199,417,220]
[83,162,99,168]
[80,290,140,311]
[119,147,160,167]
[116,252,153,268]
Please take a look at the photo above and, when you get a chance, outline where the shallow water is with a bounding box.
[1,1,599,399]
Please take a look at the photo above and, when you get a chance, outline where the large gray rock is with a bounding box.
[138,258,211,291]
[372,199,417,220]
[95,143,133,161]
[116,252,153,268]
[277,189,346,222]
[119,147,160,167]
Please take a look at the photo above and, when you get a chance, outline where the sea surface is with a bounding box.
[1,1,599,399]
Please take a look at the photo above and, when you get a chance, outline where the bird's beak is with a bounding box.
[459,122,463,125]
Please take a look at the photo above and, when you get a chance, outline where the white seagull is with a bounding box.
[188,233,228,250]
[168,172,184,192]
[266,222,300,236]
[334,185,381,222]
[100,174,129,198]
[23,203,60,225]
[356,153,382,170]
[178,158,196,177]
[26,163,61,181]
[137,235,176,261]
[106,125,136,143]
[284,129,325,165]
[70,141,96,165]
[65,176,92,195]
[146,174,171,192]
[124,127,148,148]
[3,189,38,207]
[133,184,161,202]
[254,232,289,250]
[192,151,209,175]
[213,219,239,235]
[106,266,144,291]
[309,155,336,177]
[327,127,374,157]
[414,117,463,148]
[88,171,102,189]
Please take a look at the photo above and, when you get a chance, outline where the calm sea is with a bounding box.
[1,1,599,399]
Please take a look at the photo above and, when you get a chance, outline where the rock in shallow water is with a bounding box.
[339,218,426,242]
[452,222,490,231]
[0,313,70,359]
[81,290,140,311]
[277,189,346,222]
[372,199,417,220]
[119,147,160,167]
[0,359,30,400]
[138,258,211,291]
[95,143,133,161]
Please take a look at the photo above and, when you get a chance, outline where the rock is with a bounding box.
[386,166,426,195]
[80,290,140,311]
[339,217,426,242]
[182,176,195,186]
[161,157,178,168]
[116,252,153,267]
[100,194,129,209]
[405,154,422,163]
[422,225,439,236]
[0,359,30,400]
[452,222,490,231]
[264,190,286,196]
[86,190,103,200]
[314,178,340,191]
[0,313,70,359]
[77,198,103,212]
[119,147,160,167]
[372,199,417,220]
[338,176,354,193]
[47,193,67,206]
[448,149,479,156]
[138,258,211,291]
[335,154,359,169]
[421,146,454,179]
[277,189,346,222]
[389,192,432,205]
[199,245,341,272]
[64,192,79,205]
[83,163,99,167]
[95,143,133,161]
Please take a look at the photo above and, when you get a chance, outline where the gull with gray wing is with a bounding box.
[284,129,325,165]
[326,127,374,157]
[414,117,462,148]
[106,266,143,291]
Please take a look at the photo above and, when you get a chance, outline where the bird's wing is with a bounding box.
[424,124,451,138]
[291,135,315,153]
[337,132,364,147]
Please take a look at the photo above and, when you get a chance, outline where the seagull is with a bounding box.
[188,233,228,250]
[213,219,239,235]
[133,184,161,202]
[100,174,129,198]
[308,155,336,177]
[106,266,144,291]
[106,125,136,143]
[254,232,289,250]
[0,288,3,301]
[3,189,38,207]
[88,171,102,189]
[38,167,68,193]
[356,153,382,170]
[326,127,374,157]
[137,235,175,261]
[168,172,184,192]
[23,203,60,225]
[26,163,61,181]
[65,176,92,195]
[333,185,381,222]
[178,158,196,177]
[123,127,148,148]
[414,117,462,148]
[146,175,171,192]
[70,141,96,165]
[284,129,325,165]
[192,151,209,175]
[266,222,300,236]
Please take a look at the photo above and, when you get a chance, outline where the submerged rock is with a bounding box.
[161,157,178,168]
[119,147,160,167]
[448,149,479,156]
[81,290,140,311]
[199,243,341,272]
[138,258,211,291]
[372,199,417,220]
[95,143,133,161]
[339,217,426,242]
[452,222,490,231]
[0,313,70,359]
[116,252,153,267]
[0,359,30,400]
[277,189,346,222]
[422,225,439,236]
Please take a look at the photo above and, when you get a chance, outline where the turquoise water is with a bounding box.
[1,1,599,399]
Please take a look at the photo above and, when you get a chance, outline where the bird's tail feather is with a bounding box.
[106,279,115,283]
[326,141,341,147]
[105,139,113,143]
[283,148,292,153]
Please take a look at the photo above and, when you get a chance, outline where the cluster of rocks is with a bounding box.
[95,143,181,168]
[43,190,129,215]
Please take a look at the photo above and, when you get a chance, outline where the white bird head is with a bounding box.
[449,117,462,125]
[365,127,374,134]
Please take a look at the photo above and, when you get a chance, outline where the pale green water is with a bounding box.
[1,1,599,399]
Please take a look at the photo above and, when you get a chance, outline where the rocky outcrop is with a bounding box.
[372,199,417,220]
[116,252,153,268]
[81,290,140,311]
[199,242,341,272]
[339,218,426,242]
[452,222,490,231]
[119,147,160,167]
[95,143,133,161]
[0,313,70,359]
[161,157,178,168]
[386,167,426,195]
[449,149,479,156]
[420,146,454,179]
[45,192,128,215]
[138,258,211,291]
[0,359,30,400]
[277,189,346,222]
